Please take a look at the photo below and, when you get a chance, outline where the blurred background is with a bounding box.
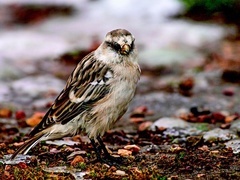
[1,1,240,178]
[0,0,240,133]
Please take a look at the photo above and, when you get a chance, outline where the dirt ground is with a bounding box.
[0,3,240,180]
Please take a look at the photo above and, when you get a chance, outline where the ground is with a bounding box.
[0,1,240,180]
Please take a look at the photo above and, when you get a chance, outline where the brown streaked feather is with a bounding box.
[10,133,44,160]
[30,52,112,136]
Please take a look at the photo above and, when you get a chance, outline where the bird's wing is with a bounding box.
[30,52,113,136]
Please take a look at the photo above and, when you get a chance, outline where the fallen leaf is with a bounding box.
[70,155,85,166]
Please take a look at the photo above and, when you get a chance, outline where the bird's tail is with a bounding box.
[10,133,45,160]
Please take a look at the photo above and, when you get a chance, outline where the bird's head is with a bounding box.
[95,29,137,64]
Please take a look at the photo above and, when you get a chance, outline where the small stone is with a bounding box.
[212,112,225,122]
[18,162,28,169]
[170,175,178,179]
[225,139,240,154]
[220,123,231,129]
[170,145,184,153]
[70,155,85,166]
[0,143,6,148]
[117,149,132,157]
[132,106,148,114]
[203,128,237,142]
[13,142,24,147]
[197,174,206,178]
[225,115,237,123]
[7,149,15,154]
[15,111,26,120]
[151,117,190,130]
[198,145,209,151]
[0,108,12,118]
[138,121,152,131]
[223,87,235,96]
[26,112,45,127]
[4,165,11,171]
[130,117,145,123]
[124,144,140,153]
[210,150,219,155]
[115,170,126,176]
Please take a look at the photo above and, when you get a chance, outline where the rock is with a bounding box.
[150,117,190,130]
[225,139,240,154]
[0,30,72,62]
[0,57,24,81]
[117,149,132,157]
[15,111,26,120]
[230,119,240,132]
[124,144,140,153]
[138,121,153,131]
[140,145,160,153]
[225,115,237,124]
[115,170,126,176]
[0,108,12,118]
[11,75,65,98]
[203,128,237,142]
[139,47,203,69]
[26,112,45,127]
[70,155,85,166]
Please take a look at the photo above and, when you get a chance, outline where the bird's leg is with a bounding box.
[97,136,111,158]
[97,136,124,163]
[90,138,102,161]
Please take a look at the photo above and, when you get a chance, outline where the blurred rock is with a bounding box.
[124,144,140,153]
[0,57,24,81]
[150,117,190,130]
[225,139,240,154]
[11,75,64,99]
[203,128,237,142]
[117,149,132,157]
[230,119,240,132]
[26,112,44,127]
[70,155,85,166]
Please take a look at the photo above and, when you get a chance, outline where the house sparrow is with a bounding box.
[11,29,141,163]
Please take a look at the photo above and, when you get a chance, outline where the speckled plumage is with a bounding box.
[11,29,140,160]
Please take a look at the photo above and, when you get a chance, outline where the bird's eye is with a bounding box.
[112,42,121,51]
[106,41,121,52]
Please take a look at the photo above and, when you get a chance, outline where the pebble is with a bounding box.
[138,121,153,131]
[70,155,85,166]
[124,144,140,153]
[225,139,240,154]
[115,170,126,176]
[26,112,45,127]
[117,149,132,157]
[150,117,190,130]
[203,128,237,142]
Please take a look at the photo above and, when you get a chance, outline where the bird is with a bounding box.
[10,29,141,163]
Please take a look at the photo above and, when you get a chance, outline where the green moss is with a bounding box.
[181,0,237,12]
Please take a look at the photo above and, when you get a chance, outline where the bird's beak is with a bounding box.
[120,44,130,55]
